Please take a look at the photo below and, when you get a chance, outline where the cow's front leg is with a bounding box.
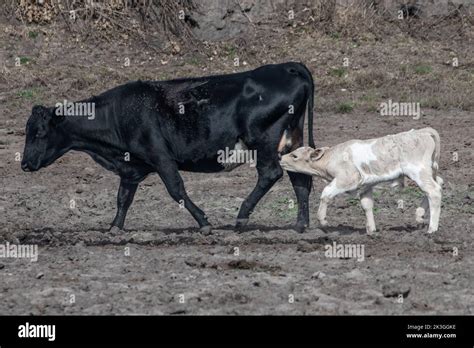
[110,180,138,232]
[236,160,283,229]
[287,171,312,232]
[156,160,211,234]
[360,187,376,234]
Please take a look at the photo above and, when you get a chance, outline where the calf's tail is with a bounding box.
[424,127,443,186]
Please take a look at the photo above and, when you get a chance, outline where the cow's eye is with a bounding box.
[291,154,297,159]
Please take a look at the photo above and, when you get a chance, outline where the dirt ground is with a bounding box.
[1,109,472,315]
[0,16,473,315]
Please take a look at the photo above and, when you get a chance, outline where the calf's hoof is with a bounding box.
[200,225,212,235]
[415,207,426,224]
[318,219,328,227]
[366,227,376,235]
[427,227,437,234]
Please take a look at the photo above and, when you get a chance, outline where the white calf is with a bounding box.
[280,128,443,234]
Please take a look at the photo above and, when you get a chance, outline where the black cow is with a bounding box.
[21,62,315,233]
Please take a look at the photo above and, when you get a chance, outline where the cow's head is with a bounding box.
[280,146,330,177]
[21,105,67,172]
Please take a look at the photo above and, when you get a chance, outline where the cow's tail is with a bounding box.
[295,63,315,148]
[307,73,315,148]
[423,127,443,186]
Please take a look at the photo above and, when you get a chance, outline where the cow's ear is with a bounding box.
[32,105,50,119]
[50,106,65,126]
[32,105,60,137]
[32,105,50,137]
[310,147,327,161]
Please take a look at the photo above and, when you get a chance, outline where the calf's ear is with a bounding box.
[310,147,327,161]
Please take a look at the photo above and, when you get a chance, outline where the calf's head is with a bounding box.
[21,105,67,172]
[280,146,330,177]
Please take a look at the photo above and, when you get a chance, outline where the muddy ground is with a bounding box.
[0,15,473,315]
[1,109,473,315]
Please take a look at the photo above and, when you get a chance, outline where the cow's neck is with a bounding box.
[60,115,124,158]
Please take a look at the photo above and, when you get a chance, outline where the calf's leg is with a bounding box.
[317,179,343,227]
[407,169,442,233]
[425,183,442,233]
[360,188,376,234]
[318,177,359,228]
[110,180,138,231]
[415,196,430,224]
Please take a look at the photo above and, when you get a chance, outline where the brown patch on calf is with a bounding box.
[361,163,371,174]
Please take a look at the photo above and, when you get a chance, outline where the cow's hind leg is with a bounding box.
[110,180,138,232]
[156,160,211,233]
[236,159,283,229]
[287,172,312,232]
[285,127,313,232]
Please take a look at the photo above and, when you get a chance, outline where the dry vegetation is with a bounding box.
[0,0,473,115]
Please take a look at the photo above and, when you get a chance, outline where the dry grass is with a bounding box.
[1,0,473,115]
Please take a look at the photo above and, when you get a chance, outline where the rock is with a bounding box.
[311,271,326,279]
[382,283,410,298]
[131,232,154,243]
[297,240,317,253]
[345,269,364,280]
[36,272,44,279]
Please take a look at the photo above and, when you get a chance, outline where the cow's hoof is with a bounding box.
[235,218,249,232]
[427,228,437,234]
[236,218,249,227]
[294,224,306,233]
[200,225,212,235]
[109,226,123,234]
